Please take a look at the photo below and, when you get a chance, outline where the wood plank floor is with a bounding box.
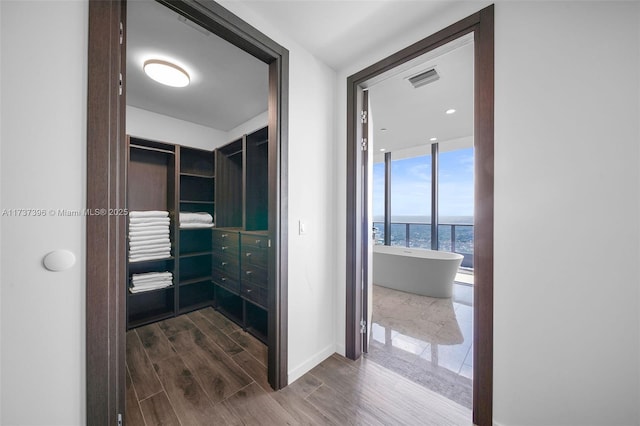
[126,307,472,425]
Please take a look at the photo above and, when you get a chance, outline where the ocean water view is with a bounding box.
[373,215,474,255]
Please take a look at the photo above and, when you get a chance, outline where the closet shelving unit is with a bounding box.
[126,137,177,329]
[126,127,270,344]
[178,147,215,314]
[212,126,269,343]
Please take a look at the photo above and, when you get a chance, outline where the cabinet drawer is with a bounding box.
[240,233,268,249]
[212,241,239,256]
[241,264,267,285]
[212,270,240,294]
[241,246,267,268]
[241,282,268,308]
[212,230,239,254]
[212,252,239,279]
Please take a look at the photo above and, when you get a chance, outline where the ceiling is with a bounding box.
[126,0,268,131]
[230,1,455,71]
[127,0,472,148]
[369,38,473,156]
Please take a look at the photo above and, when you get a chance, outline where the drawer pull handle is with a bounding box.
[221,262,228,266]
[221,246,228,251]
[246,288,253,293]
[255,239,261,245]
[245,270,253,275]
[245,252,252,257]
[221,234,227,238]
[221,277,227,282]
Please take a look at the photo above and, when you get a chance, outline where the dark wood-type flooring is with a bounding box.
[126,307,471,425]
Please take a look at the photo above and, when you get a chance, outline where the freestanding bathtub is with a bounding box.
[373,245,463,298]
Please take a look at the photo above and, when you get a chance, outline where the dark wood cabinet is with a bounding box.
[126,128,269,343]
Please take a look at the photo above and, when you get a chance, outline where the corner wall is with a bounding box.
[127,105,228,149]
[219,1,339,383]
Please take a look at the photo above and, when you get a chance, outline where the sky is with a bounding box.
[373,147,473,220]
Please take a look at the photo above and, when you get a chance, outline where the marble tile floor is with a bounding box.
[367,282,473,409]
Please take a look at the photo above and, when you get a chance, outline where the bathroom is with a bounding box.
[365,35,475,408]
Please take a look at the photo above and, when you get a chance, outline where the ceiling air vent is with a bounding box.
[408,68,440,88]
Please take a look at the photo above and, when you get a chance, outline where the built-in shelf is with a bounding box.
[179,276,213,287]
[128,285,175,296]
[179,250,213,259]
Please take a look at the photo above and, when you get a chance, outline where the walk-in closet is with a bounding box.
[122,1,280,422]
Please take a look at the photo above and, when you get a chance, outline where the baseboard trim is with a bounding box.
[335,342,346,357]
[287,343,335,384]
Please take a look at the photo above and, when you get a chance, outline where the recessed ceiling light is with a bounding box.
[380,148,386,152]
[380,128,388,131]
[143,59,190,88]
[446,108,456,115]
[430,137,438,142]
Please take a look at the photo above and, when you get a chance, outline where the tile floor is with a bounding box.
[367,281,473,408]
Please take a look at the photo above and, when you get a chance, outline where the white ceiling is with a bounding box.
[127,0,472,147]
[232,1,455,71]
[369,38,473,155]
[126,0,268,131]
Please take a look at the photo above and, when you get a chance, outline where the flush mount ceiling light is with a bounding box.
[430,137,438,142]
[143,59,190,88]
[380,148,386,152]
[446,108,456,114]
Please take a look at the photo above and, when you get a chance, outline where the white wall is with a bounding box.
[226,110,268,142]
[220,2,338,382]
[492,3,639,424]
[1,1,87,425]
[127,105,228,150]
[336,1,640,425]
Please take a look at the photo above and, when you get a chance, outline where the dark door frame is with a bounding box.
[345,5,494,426]
[86,0,289,423]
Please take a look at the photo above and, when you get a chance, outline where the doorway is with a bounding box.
[86,0,289,423]
[345,5,494,426]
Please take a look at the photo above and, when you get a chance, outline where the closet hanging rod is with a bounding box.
[130,144,175,155]
[227,149,243,157]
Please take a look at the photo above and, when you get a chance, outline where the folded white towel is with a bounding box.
[129,226,169,239]
[132,277,173,285]
[129,254,171,262]
[131,279,173,288]
[129,211,169,218]
[129,218,170,226]
[129,246,171,254]
[129,283,172,293]
[180,223,214,229]
[129,248,171,256]
[129,238,170,247]
[129,225,170,233]
[131,272,173,283]
[180,212,213,224]
[131,271,172,281]
[129,234,170,242]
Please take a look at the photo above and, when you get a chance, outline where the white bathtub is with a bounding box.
[372,245,463,298]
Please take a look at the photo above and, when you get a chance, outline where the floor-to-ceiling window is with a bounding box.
[373,143,473,260]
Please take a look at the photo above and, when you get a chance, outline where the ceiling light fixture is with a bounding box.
[380,148,386,152]
[380,128,388,131]
[430,137,438,142]
[143,59,190,88]
[446,108,456,115]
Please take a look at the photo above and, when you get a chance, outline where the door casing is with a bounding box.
[345,5,494,426]
[86,1,290,423]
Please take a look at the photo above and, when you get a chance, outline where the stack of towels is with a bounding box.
[129,210,171,262]
[180,212,214,229]
[129,271,173,293]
